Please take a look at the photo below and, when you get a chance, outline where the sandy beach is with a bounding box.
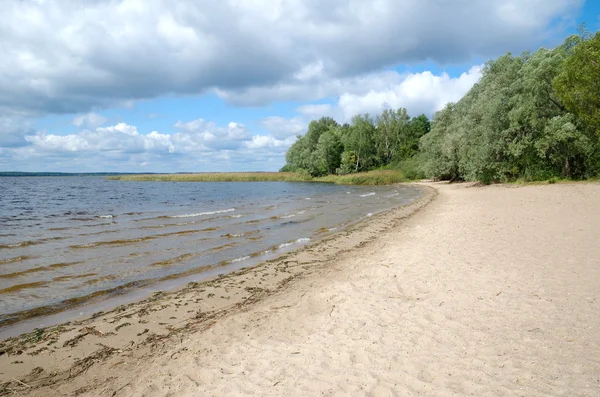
[2,181,600,396]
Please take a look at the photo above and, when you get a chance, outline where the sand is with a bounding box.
[2,182,600,396]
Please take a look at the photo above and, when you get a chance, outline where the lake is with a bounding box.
[0,177,422,328]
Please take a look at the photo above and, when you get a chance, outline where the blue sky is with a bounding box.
[0,0,598,172]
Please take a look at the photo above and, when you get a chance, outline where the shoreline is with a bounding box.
[0,184,436,390]
[1,179,419,333]
[3,181,600,396]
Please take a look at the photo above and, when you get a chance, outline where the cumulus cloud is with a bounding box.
[25,123,175,154]
[4,119,294,172]
[0,0,581,115]
[259,117,306,139]
[337,66,483,119]
[0,0,582,171]
[245,135,296,150]
[258,65,483,136]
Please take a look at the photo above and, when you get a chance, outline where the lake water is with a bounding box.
[0,177,422,328]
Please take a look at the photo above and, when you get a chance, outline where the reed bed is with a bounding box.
[107,170,405,185]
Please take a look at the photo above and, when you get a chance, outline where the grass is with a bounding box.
[509,176,600,186]
[314,170,405,185]
[106,170,405,185]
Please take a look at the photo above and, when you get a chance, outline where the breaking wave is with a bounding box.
[169,208,235,218]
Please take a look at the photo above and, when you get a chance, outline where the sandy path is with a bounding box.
[24,182,600,396]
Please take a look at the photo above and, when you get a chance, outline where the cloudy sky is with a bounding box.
[1,0,599,172]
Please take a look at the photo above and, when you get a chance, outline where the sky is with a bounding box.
[1,0,599,173]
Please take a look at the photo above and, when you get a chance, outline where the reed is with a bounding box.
[314,170,405,185]
[107,170,405,185]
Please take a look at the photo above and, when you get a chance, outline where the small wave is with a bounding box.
[367,213,373,217]
[360,192,376,197]
[71,236,154,249]
[52,273,96,282]
[222,230,260,239]
[156,227,218,238]
[0,281,49,295]
[278,237,311,249]
[0,261,87,279]
[97,215,115,219]
[0,240,40,249]
[141,221,196,229]
[228,214,243,219]
[280,210,306,219]
[230,255,251,263]
[150,253,197,267]
[0,255,34,265]
[223,233,244,238]
[169,208,235,218]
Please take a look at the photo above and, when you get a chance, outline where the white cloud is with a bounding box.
[338,66,483,119]
[259,117,306,139]
[0,0,582,171]
[5,119,296,172]
[245,135,296,149]
[173,119,251,149]
[0,0,581,116]
[25,123,176,154]
[257,66,483,137]
[72,112,108,128]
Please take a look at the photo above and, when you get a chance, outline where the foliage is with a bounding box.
[122,30,600,186]
[554,31,600,134]
[283,110,429,179]
[418,32,600,183]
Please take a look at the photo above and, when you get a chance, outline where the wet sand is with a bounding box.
[2,182,600,396]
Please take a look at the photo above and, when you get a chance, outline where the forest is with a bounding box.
[282,30,600,183]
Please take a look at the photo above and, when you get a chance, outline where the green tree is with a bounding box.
[554,32,600,134]
[375,108,410,164]
[339,150,358,174]
[284,135,311,171]
[305,117,339,151]
[342,114,378,172]
[314,129,343,175]
[535,115,592,178]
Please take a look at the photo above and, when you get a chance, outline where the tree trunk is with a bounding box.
[564,156,571,177]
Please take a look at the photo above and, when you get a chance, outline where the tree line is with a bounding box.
[281,111,430,176]
[283,29,600,183]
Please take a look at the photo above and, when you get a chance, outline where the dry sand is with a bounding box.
[2,182,600,396]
